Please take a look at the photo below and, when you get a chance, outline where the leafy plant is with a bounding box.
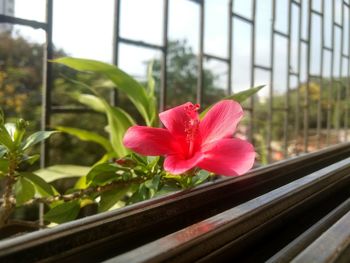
[0,57,263,230]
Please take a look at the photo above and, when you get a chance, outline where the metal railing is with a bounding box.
[1,0,350,166]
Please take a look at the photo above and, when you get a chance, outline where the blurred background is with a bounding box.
[1,0,349,168]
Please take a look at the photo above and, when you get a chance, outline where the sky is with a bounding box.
[11,0,350,98]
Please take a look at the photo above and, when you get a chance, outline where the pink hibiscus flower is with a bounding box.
[123,100,255,176]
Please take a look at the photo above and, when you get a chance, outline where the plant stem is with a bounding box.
[0,153,17,228]
[24,177,146,206]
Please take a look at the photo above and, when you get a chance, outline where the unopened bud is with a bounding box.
[116,158,137,168]
[16,119,29,130]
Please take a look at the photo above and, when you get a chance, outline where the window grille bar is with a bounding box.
[295,0,302,155]
[119,37,164,51]
[274,29,290,39]
[337,1,345,143]
[0,14,47,30]
[197,0,204,105]
[323,45,333,52]
[327,0,336,145]
[268,0,276,163]
[346,5,350,141]
[317,0,325,149]
[160,0,169,112]
[40,0,53,169]
[254,64,272,71]
[227,0,233,95]
[249,0,257,144]
[284,0,292,158]
[204,53,230,63]
[311,9,323,17]
[232,12,253,24]
[111,0,121,106]
[303,0,312,153]
[292,0,301,7]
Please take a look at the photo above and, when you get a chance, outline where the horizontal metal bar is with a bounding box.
[342,53,349,59]
[187,0,202,4]
[291,0,301,6]
[293,209,350,262]
[254,64,272,71]
[323,46,333,52]
[267,197,350,262]
[119,37,164,51]
[301,38,309,44]
[1,143,350,262]
[232,12,253,24]
[344,1,350,7]
[51,106,100,114]
[311,9,323,17]
[0,14,47,30]
[274,29,290,39]
[203,53,229,63]
[113,158,350,262]
[289,72,299,76]
[334,22,343,29]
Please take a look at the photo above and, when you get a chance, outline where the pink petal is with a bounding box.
[164,152,204,174]
[123,126,177,156]
[198,138,255,176]
[199,100,243,145]
[159,102,198,138]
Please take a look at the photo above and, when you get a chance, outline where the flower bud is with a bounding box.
[116,157,137,168]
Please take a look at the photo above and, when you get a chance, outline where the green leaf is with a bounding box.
[21,154,40,165]
[53,57,153,125]
[15,177,35,206]
[191,170,211,186]
[74,175,89,189]
[35,165,90,182]
[104,105,135,157]
[0,159,9,173]
[146,61,157,126]
[0,125,14,150]
[44,200,80,224]
[200,85,265,118]
[56,126,112,152]
[144,174,162,197]
[22,172,55,197]
[86,163,118,184]
[21,131,58,151]
[0,146,7,158]
[69,92,106,113]
[98,186,130,212]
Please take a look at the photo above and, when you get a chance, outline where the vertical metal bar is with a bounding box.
[327,0,335,145]
[227,0,233,95]
[317,0,325,149]
[295,0,302,155]
[337,1,344,142]
[304,0,312,153]
[197,0,204,105]
[40,0,53,168]
[111,0,121,106]
[160,0,169,112]
[346,4,350,141]
[284,0,292,157]
[249,0,256,143]
[268,0,276,163]
[40,0,53,226]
